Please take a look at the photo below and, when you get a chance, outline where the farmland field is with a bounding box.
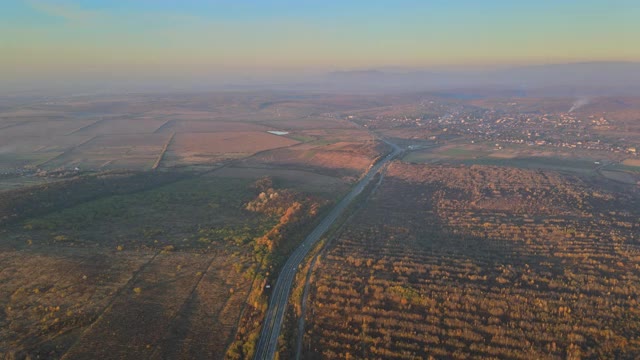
[155,120,272,134]
[42,134,171,170]
[244,139,387,180]
[162,132,300,166]
[0,120,96,138]
[71,118,168,136]
[2,90,640,359]
[623,158,640,167]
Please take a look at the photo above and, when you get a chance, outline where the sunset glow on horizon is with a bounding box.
[2,0,640,86]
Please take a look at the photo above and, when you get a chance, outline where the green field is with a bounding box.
[405,148,604,176]
[611,164,640,173]
[1,161,342,359]
[403,146,489,163]
[439,147,489,157]
[0,152,59,168]
[460,156,598,171]
[286,134,316,143]
[19,175,273,250]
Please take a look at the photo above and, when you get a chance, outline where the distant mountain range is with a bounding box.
[322,62,640,96]
[4,62,640,97]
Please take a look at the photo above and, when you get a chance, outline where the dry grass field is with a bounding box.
[72,118,168,136]
[0,246,256,360]
[0,92,399,177]
[0,248,156,358]
[155,120,272,134]
[1,120,96,138]
[243,139,387,180]
[0,167,341,359]
[260,117,358,130]
[43,134,170,170]
[162,132,299,166]
[623,158,640,167]
[59,249,249,360]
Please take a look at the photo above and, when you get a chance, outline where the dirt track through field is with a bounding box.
[59,251,159,360]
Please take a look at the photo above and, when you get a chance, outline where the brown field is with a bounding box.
[243,140,387,180]
[488,151,518,158]
[0,247,254,360]
[140,109,220,120]
[155,120,271,133]
[60,249,250,360]
[43,134,170,170]
[0,248,156,358]
[163,132,299,166]
[303,163,640,359]
[0,92,398,177]
[0,132,94,169]
[623,158,640,167]
[261,118,358,130]
[0,109,67,118]
[296,128,373,141]
[72,118,168,135]
[0,135,93,154]
[0,120,97,138]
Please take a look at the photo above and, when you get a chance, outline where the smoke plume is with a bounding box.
[568,98,590,113]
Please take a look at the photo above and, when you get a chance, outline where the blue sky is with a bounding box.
[2,0,639,86]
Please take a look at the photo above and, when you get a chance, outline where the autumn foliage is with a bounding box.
[303,163,640,359]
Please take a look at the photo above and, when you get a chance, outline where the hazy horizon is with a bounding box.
[2,1,640,95]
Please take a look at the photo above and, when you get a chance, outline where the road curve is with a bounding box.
[253,141,402,360]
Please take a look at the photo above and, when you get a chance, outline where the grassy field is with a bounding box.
[403,144,604,176]
[0,153,58,168]
[162,132,299,167]
[18,175,267,249]
[460,156,599,172]
[403,144,490,163]
[0,166,343,359]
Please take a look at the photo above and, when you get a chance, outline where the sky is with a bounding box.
[1,0,640,91]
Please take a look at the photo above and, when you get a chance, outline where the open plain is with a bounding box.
[1,91,639,359]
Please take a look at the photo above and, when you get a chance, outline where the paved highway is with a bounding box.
[253,141,402,360]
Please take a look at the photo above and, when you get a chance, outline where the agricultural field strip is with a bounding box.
[253,141,402,360]
[153,119,272,133]
[66,118,110,135]
[59,251,160,360]
[37,135,99,167]
[0,121,32,130]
